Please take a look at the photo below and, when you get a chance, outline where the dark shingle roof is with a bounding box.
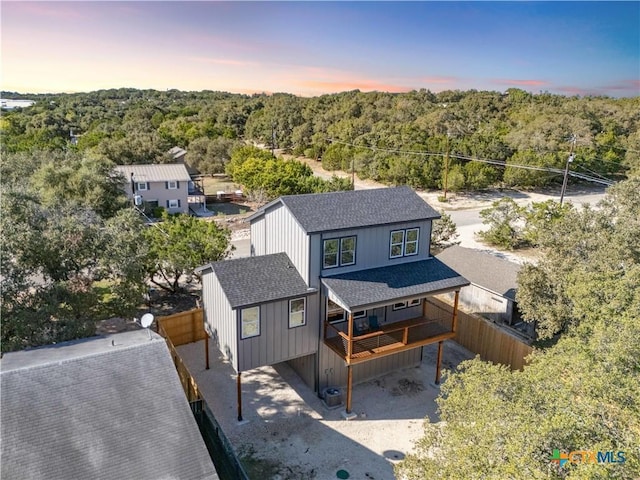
[199,253,313,308]
[1,330,218,480]
[321,258,469,310]
[436,246,521,300]
[248,186,440,233]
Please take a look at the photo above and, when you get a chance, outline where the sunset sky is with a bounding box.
[2,1,639,97]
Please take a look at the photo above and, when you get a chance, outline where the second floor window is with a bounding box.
[390,228,420,258]
[241,306,260,339]
[323,236,357,269]
[167,181,179,190]
[136,182,148,191]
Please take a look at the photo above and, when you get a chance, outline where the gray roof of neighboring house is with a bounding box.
[436,245,521,300]
[321,258,469,310]
[1,330,219,480]
[169,146,187,158]
[113,163,192,183]
[197,253,314,308]
[248,186,441,233]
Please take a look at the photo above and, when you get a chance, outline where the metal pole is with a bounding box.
[560,137,576,205]
[442,134,450,199]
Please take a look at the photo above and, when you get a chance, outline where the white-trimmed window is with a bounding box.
[390,230,405,258]
[390,228,420,258]
[323,236,357,269]
[327,299,345,324]
[408,298,422,307]
[392,302,407,311]
[136,182,148,191]
[353,310,367,319]
[289,298,306,328]
[405,228,419,256]
[241,306,260,339]
[167,199,180,209]
[167,180,179,190]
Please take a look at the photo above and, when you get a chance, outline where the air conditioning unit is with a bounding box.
[322,387,343,409]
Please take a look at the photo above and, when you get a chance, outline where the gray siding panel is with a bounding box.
[317,342,422,392]
[319,220,433,277]
[261,204,310,282]
[286,354,317,389]
[238,295,319,371]
[202,272,238,371]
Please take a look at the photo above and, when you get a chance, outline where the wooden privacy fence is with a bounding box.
[157,308,207,402]
[426,298,533,370]
[157,308,207,346]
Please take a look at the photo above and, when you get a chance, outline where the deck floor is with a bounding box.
[325,321,453,361]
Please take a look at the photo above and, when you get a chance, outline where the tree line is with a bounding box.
[2,88,638,190]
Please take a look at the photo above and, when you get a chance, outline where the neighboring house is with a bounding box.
[436,246,533,338]
[169,146,187,163]
[198,187,469,417]
[0,330,219,480]
[114,163,193,214]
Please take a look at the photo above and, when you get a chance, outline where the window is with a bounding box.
[340,237,356,266]
[241,306,260,339]
[289,298,306,328]
[327,299,345,324]
[167,199,180,209]
[167,181,178,190]
[136,182,148,191]
[353,310,367,319]
[323,236,357,269]
[393,299,422,311]
[390,228,420,258]
[390,230,405,258]
[323,239,339,268]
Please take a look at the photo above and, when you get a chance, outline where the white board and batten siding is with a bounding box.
[314,220,433,279]
[250,203,310,282]
[237,295,319,372]
[202,272,238,370]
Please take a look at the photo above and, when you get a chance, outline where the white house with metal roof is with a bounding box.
[114,163,194,214]
[198,187,469,417]
[1,330,219,480]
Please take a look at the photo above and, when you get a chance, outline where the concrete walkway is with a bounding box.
[177,340,474,480]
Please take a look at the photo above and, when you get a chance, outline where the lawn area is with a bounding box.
[200,175,240,196]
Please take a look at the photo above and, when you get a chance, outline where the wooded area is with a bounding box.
[2,88,638,190]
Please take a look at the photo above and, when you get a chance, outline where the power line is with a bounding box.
[324,137,616,186]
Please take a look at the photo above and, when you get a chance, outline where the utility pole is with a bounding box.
[442,133,450,199]
[559,135,576,205]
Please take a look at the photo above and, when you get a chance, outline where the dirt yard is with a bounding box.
[177,340,475,480]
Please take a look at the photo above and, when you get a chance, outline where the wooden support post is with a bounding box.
[452,290,460,334]
[346,365,353,414]
[205,334,210,370]
[402,327,408,345]
[347,312,353,360]
[435,341,443,385]
[237,372,243,422]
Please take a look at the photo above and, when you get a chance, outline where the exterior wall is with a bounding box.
[316,220,433,278]
[251,204,310,282]
[250,218,266,257]
[202,273,238,370]
[125,180,189,214]
[286,353,317,390]
[441,285,514,324]
[317,342,422,392]
[237,294,319,371]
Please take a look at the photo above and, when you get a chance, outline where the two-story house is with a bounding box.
[197,187,469,418]
[114,163,193,214]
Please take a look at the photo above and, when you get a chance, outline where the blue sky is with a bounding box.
[2,1,638,97]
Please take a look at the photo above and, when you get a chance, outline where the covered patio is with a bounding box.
[321,258,469,414]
